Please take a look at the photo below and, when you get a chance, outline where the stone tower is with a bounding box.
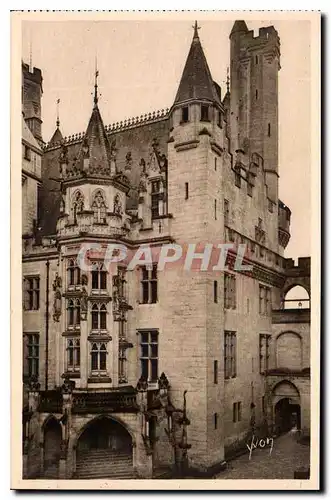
[22,62,44,146]
[165,22,227,469]
[229,21,281,202]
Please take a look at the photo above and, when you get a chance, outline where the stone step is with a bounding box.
[75,450,134,479]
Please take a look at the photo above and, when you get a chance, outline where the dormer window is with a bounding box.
[200,105,210,122]
[181,106,189,123]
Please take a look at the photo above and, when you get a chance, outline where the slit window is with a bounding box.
[214,360,218,384]
[182,106,189,123]
[214,280,218,303]
[185,182,189,200]
[268,123,271,137]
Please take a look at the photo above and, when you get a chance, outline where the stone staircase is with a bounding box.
[75,449,135,479]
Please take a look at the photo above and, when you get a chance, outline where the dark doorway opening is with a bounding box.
[275,398,301,435]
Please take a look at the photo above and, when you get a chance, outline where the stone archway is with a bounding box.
[43,416,62,479]
[272,381,301,435]
[74,416,134,479]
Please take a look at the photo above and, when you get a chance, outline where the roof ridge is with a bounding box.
[44,107,170,150]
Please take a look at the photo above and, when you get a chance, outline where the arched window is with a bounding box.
[72,191,84,223]
[90,342,108,372]
[91,303,107,330]
[67,259,81,286]
[67,339,80,372]
[67,299,80,327]
[91,262,107,290]
[284,286,310,309]
[92,190,107,223]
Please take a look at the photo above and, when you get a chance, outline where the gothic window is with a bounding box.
[66,339,80,373]
[224,273,236,309]
[224,331,237,379]
[26,333,39,378]
[140,265,158,304]
[90,342,107,373]
[24,276,40,310]
[259,334,271,373]
[139,330,158,382]
[67,259,81,286]
[67,299,80,327]
[91,262,107,290]
[72,191,84,223]
[92,190,107,223]
[91,303,107,330]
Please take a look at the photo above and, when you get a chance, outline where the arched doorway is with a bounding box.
[43,417,62,478]
[272,381,301,435]
[75,416,134,479]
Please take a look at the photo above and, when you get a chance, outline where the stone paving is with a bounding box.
[216,432,310,479]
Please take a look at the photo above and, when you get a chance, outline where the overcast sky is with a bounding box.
[22,18,311,259]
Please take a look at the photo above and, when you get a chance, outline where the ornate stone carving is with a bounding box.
[52,273,62,322]
[125,151,133,171]
[136,376,148,392]
[61,377,75,394]
[113,194,123,215]
[80,286,88,321]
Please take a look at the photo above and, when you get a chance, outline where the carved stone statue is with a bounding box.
[80,286,88,321]
[52,273,62,322]
[113,194,122,215]
[125,151,133,171]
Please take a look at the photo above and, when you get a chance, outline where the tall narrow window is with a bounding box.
[67,259,81,286]
[26,333,39,378]
[268,123,271,137]
[224,199,229,225]
[91,303,107,331]
[214,157,217,171]
[140,265,158,304]
[91,263,107,291]
[214,199,217,220]
[92,190,107,223]
[214,360,218,384]
[67,299,80,328]
[90,342,108,374]
[24,145,31,161]
[233,401,242,422]
[140,330,158,382]
[201,105,210,122]
[259,334,271,373]
[185,182,189,200]
[151,180,161,219]
[24,277,40,310]
[224,331,237,379]
[182,106,189,123]
[224,273,236,309]
[255,55,259,64]
[255,89,258,100]
[214,413,218,429]
[67,339,80,373]
[214,280,218,303]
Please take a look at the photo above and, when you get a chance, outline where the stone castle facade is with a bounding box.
[22,20,311,479]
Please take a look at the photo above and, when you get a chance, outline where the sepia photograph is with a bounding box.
[11,10,320,490]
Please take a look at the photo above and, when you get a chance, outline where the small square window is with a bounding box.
[201,105,210,122]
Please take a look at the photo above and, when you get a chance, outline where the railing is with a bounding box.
[38,390,63,413]
[72,388,139,414]
[272,308,310,324]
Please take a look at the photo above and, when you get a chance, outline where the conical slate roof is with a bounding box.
[174,22,221,106]
[48,126,63,146]
[77,97,113,173]
[230,20,248,36]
